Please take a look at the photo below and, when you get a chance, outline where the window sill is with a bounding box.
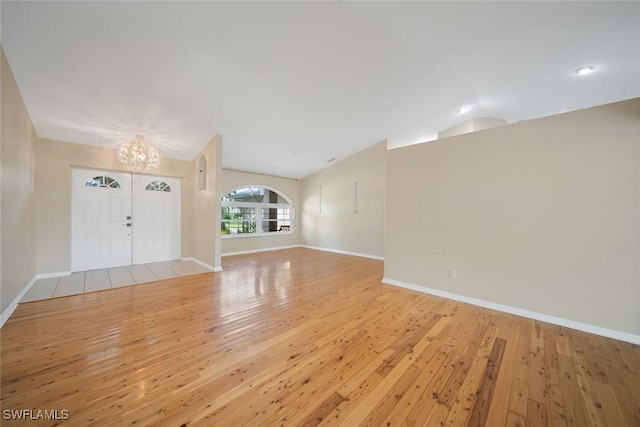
[221,231,294,239]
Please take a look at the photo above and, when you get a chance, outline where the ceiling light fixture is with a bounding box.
[117,135,160,172]
[575,66,597,75]
[456,106,472,115]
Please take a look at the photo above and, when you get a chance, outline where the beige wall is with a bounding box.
[300,140,386,258]
[1,48,38,313]
[221,169,301,255]
[35,138,194,273]
[385,98,640,336]
[191,135,222,269]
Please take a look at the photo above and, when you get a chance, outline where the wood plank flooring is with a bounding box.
[1,248,639,426]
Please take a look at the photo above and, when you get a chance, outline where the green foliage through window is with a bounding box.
[221,186,293,237]
[145,181,172,192]
[84,176,121,189]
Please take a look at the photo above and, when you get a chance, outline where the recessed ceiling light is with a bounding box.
[456,106,472,115]
[575,66,597,75]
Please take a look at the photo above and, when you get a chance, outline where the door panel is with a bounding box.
[132,175,181,265]
[72,169,132,271]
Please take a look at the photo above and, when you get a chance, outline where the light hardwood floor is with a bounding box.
[1,248,639,426]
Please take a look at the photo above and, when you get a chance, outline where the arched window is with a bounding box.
[221,186,293,237]
[145,181,172,192]
[84,176,121,189]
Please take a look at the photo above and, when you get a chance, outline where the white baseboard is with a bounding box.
[300,245,384,261]
[182,257,222,272]
[1,275,38,328]
[222,245,301,257]
[221,244,384,261]
[37,271,71,279]
[1,270,75,328]
[382,277,640,345]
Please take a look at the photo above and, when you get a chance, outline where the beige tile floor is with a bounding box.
[20,260,212,303]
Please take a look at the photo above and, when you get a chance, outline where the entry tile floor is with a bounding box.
[20,260,212,303]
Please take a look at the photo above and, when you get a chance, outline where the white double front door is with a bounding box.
[71,168,181,271]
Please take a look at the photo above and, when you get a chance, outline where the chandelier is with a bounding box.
[117,135,160,172]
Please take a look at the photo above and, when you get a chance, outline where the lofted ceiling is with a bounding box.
[1,1,639,179]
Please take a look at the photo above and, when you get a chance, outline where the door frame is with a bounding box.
[71,167,182,271]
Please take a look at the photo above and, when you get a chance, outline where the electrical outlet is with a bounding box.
[449,268,457,279]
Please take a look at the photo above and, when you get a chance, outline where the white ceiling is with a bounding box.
[2,1,639,179]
